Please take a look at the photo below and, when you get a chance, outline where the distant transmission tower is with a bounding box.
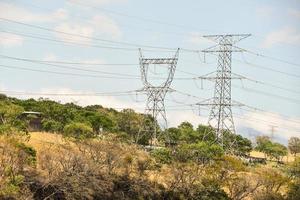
[269,125,277,140]
[139,48,179,145]
[197,34,251,146]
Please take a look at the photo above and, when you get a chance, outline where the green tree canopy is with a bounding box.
[63,122,94,140]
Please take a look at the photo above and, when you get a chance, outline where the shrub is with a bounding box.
[63,122,94,139]
[175,142,224,164]
[151,148,172,164]
[42,119,63,132]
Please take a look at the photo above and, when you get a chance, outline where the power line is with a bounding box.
[171,89,300,124]
[0,54,196,80]
[0,90,145,96]
[0,18,198,52]
[233,84,300,105]
[165,100,300,132]
[0,29,139,51]
[2,89,298,132]
[242,76,300,94]
[244,49,300,68]
[66,0,209,32]
[238,53,300,79]
[0,54,141,78]
[0,63,140,79]
[14,0,193,39]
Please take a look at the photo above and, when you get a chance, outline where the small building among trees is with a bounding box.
[19,111,43,131]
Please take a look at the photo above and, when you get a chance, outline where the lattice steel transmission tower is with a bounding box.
[139,48,179,144]
[197,34,250,146]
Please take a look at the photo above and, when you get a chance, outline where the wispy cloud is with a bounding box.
[54,23,94,43]
[288,9,300,19]
[262,27,300,48]
[0,2,68,23]
[54,14,121,43]
[0,32,24,47]
[90,15,122,39]
[68,0,128,7]
[256,5,274,18]
[186,32,213,47]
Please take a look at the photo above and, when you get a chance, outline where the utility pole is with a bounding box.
[270,125,277,140]
[197,34,251,146]
[139,48,179,145]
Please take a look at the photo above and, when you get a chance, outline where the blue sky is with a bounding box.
[0,0,299,144]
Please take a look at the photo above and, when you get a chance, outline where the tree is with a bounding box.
[266,142,288,162]
[117,109,142,141]
[231,135,252,156]
[288,137,300,156]
[0,101,25,134]
[175,142,224,164]
[255,136,272,158]
[163,127,181,144]
[42,119,63,132]
[178,122,199,143]
[196,125,216,143]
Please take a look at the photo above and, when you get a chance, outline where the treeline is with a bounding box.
[0,94,251,152]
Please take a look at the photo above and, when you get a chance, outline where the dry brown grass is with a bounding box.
[250,150,295,163]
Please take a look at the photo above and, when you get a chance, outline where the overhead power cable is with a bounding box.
[0,29,139,51]
[0,63,140,79]
[66,0,209,32]
[0,59,195,81]
[233,84,300,105]
[244,49,300,68]
[0,90,146,97]
[0,54,202,78]
[0,54,141,78]
[0,18,198,52]
[236,56,300,79]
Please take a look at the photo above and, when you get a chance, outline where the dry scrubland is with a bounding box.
[1,132,299,200]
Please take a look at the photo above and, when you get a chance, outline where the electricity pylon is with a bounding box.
[139,48,179,145]
[197,34,250,146]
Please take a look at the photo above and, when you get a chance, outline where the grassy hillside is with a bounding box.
[1,96,300,199]
[1,132,299,199]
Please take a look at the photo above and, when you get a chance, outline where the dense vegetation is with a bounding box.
[0,94,299,199]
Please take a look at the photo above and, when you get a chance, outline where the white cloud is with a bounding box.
[52,8,69,21]
[91,15,122,39]
[288,9,300,19]
[68,0,127,6]
[54,23,94,43]
[235,111,300,143]
[186,32,214,47]
[262,27,300,48]
[54,14,121,43]
[0,32,24,47]
[42,53,107,65]
[0,2,68,23]
[256,6,274,18]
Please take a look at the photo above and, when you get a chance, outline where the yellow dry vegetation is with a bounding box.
[250,150,295,163]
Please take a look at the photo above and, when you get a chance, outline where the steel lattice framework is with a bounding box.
[139,48,179,144]
[198,34,250,146]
